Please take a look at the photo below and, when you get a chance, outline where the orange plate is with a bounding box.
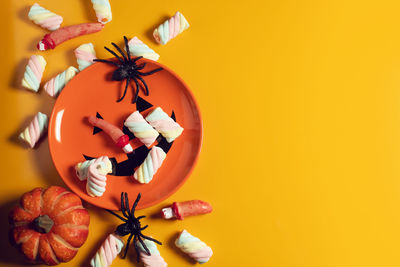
[48,59,202,210]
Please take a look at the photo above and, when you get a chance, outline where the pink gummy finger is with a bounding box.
[38,23,104,51]
[88,116,124,143]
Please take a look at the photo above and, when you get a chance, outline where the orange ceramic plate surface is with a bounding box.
[48,59,202,210]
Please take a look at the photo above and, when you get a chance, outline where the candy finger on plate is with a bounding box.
[19,112,48,149]
[90,233,124,267]
[88,116,133,153]
[44,66,78,97]
[162,200,213,220]
[146,107,184,143]
[86,156,112,197]
[28,3,63,31]
[134,146,166,184]
[38,23,104,51]
[175,230,213,264]
[136,238,167,267]
[21,55,46,92]
[91,0,112,24]
[126,37,160,61]
[75,43,97,71]
[124,111,159,147]
[75,156,112,181]
[153,11,189,45]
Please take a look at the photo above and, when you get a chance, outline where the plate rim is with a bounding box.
[48,58,203,210]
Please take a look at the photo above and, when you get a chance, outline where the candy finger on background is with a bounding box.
[145,107,184,143]
[75,43,97,71]
[21,55,46,92]
[136,238,167,267]
[19,112,48,149]
[175,230,213,264]
[153,11,189,45]
[75,156,112,181]
[44,66,78,97]
[162,200,213,220]
[90,233,124,267]
[86,156,112,197]
[38,23,104,51]
[124,111,159,147]
[133,146,166,184]
[126,37,160,61]
[91,0,112,24]
[28,3,63,31]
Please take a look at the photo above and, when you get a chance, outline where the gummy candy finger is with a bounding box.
[162,200,213,220]
[88,116,133,153]
[38,22,104,51]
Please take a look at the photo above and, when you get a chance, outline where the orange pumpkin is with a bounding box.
[8,186,90,265]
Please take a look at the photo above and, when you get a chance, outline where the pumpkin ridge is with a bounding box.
[12,221,30,227]
[39,189,44,214]
[18,204,32,215]
[41,235,60,265]
[50,191,69,212]
[32,235,40,260]
[16,233,32,244]
[56,224,89,230]
[54,205,84,218]
[51,233,79,251]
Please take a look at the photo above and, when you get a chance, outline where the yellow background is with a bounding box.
[1,0,400,266]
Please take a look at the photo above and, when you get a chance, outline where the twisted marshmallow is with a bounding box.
[44,66,78,97]
[136,239,167,267]
[22,55,46,92]
[75,43,97,71]
[134,146,166,184]
[75,156,112,181]
[153,12,189,45]
[86,156,112,197]
[175,230,213,264]
[90,233,124,267]
[91,0,112,24]
[146,107,183,143]
[28,3,63,31]
[124,111,159,147]
[19,112,48,148]
[127,37,160,61]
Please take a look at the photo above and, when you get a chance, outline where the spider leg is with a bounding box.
[93,59,120,67]
[104,46,124,63]
[112,42,128,62]
[131,193,142,215]
[134,74,149,96]
[122,232,134,259]
[139,233,162,245]
[105,209,128,222]
[132,77,140,104]
[133,235,140,262]
[124,192,132,218]
[124,36,131,62]
[136,63,146,70]
[136,215,146,220]
[137,67,163,76]
[140,225,148,231]
[117,77,130,103]
[137,235,151,256]
[133,56,143,62]
[120,192,130,219]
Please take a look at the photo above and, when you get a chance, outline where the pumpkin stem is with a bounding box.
[33,215,54,233]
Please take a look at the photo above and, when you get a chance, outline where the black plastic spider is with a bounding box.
[106,192,162,261]
[94,36,163,103]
